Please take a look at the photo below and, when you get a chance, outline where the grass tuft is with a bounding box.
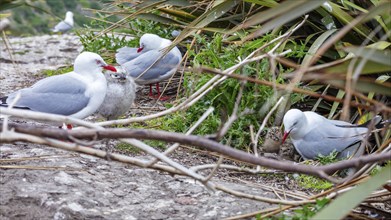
[42,66,73,76]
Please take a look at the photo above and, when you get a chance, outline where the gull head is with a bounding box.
[65,11,73,19]
[282,109,306,143]
[64,11,74,26]
[137,33,166,52]
[74,52,117,74]
[107,72,128,83]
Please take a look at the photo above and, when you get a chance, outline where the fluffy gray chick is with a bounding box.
[97,68,136,120]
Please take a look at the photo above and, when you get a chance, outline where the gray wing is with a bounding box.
[6,74,90,116]
[296,122,367,159]
[115,47,143,65]
[122,50,180,81]
[53,21,72,32]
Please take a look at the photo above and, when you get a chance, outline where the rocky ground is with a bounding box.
[0,34,301,220]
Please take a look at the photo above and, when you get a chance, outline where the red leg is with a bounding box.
[59,124,73,130]
[156,82,161,97]
[149,84,154,97]
[154,82,170,101]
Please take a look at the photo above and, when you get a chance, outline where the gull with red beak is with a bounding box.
[282,109,377,160]
[115,33,182,100]
[0,52,116,129]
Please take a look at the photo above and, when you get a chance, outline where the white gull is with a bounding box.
[1,52,117,128]
[52,11,74,33]
[282,109,377,160]
[115,33,182,99]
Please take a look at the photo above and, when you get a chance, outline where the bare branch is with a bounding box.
[202,156,224,182]
[0,130,181,175]
[119,138,215,190]
[215,184,315,205]
[2,122,390,183]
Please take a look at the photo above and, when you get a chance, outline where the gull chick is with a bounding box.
[97,67,136,120]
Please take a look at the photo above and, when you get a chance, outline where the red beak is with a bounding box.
[137,47,144,53]
[103,65,117,72]
[281,131,290,144]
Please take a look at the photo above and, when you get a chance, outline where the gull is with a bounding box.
[52,11,74,33]
[282,109,379,160]
[0,52,116,129]
[115,33,182,99]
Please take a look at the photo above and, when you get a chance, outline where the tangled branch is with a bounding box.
[2,120,390,184]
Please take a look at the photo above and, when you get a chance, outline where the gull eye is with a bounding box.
[110,73,120,78]
[95,59,103,65]
[290,121,298,130]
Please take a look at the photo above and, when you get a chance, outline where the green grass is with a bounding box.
[294,152,339,191]
[297,175,333,191]
[116,142,142,154]
[13,50,29,55]
[76,30,136,62]
[370,161,390,176]
[316,151,340,165]
[115,131,168,151]
[42,66,73,76]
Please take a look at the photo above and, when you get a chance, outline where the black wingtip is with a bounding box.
[359,115,383,129]
[0,96,8,105]
[0,96,31,110]
[0,96,8,108]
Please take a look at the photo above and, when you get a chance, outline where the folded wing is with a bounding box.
[4,74,90,116]
[297,121,368,159]
[122,50,180,83]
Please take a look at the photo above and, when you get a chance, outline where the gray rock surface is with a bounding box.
[0,34,81,94]
[0,142,274,220]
